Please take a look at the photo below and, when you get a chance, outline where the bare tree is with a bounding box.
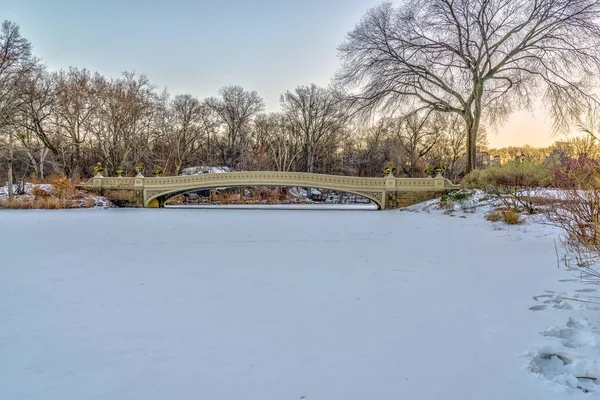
[337,0,600,173]
[431,115,468,181]
[90,72,155,175]
[205,86,264,169]
[353,119,394,176]
[15,68,61,176]
[392,111,445,176]
[166,94,216,174]
[0,21,36,199]
[280,84,347,173]
[53,68,103,176]
[254,113,303,171]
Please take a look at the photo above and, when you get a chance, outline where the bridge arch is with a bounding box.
[144,184,385,209]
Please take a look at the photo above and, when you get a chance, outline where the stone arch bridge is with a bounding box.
[83,171,459,209]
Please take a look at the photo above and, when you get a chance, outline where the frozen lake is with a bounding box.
[0,208,594,399]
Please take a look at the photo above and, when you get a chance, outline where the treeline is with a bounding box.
[0,20,485,185]
[487,137,600,165]
[4,0,600,187]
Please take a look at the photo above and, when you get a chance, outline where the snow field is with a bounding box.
[0,203,598,399]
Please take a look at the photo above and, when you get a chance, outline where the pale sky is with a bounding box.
[2,0,562,148]
[489,108,558,148]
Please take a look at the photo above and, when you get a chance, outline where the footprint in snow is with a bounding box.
[542,326,599,348]
[530,290,600,311]
[529,305,547,311]
[529,318,600,394]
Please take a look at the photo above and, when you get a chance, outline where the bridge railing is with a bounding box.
[87,176,136,188]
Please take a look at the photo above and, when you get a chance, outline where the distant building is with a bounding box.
[475,147,491,169]
[491,155,501,166]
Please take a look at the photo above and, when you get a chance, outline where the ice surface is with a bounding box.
[0,206,596,399]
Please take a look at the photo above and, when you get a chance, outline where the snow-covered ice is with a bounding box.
[0,205,598,399]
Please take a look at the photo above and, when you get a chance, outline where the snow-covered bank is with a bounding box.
[180,166,231,175]
[0,207,597,399]
[0,182,111,208]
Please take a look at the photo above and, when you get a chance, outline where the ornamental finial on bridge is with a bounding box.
[383,161,397,176]
[134,163,145,176]
[93,162,104,176]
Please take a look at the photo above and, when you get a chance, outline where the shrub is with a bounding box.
[485,208,523,225]
[440,190,476,213]
[438,196,455,211]
[452,191,477,213]
[495,187,547,215]
[502,209,523,225]
[463,162,551,215]
[543,158,600,282]
[49,175,76,199]
[545,187,600,255]
[1,175,98,209]
[462,161,552,189]
[0,199,34,209]
[84,197,96,208]
[32,185,51,198]
[485,210,503,222]
[447,192,470,202]
[0,196,90,209]
[553,154,600,189]
[36,197,62,209]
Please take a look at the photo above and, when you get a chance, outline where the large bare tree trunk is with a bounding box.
[8,129,14,201]
[306,141,314,173]
[175,160,183,176]
[25,148,39,177]
[465,88,483,174]
[74,140,82,177]
[39,147,49,179]
[305,141,313,199]
[465,118,476,174]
